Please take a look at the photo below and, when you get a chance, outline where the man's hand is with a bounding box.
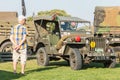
[14,45,21,51]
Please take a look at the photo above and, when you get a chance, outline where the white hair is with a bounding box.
[18,15,26,21]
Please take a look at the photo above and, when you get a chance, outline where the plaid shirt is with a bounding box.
[10,24,27,50]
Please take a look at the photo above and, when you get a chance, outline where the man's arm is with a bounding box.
[19,35,26,46]
[10,33,17,46]
[10,27,16,45]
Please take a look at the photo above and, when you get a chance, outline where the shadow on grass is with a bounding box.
[49,61,104,69]
[26,61,69,74]
[26,66,58,74]
[49,60,119,69]
[83,62,104,69]
[83,62,120,69]
[0,70,24,80]
[115,63,120,67]
[49,60,69,66]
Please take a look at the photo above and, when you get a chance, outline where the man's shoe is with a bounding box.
[21,72,25,76]
[13,71,17,74]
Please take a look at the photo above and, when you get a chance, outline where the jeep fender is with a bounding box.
[63,43,85,55]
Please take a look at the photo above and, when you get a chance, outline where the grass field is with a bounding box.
[0,59,120,80]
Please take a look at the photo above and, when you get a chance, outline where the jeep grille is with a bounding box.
[88,37,106,51]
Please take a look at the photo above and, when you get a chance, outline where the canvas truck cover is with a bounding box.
[0,12,18,23]
[33,15,90,23]
[94,6,120,34]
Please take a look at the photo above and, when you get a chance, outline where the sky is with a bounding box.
[0,0,120,23]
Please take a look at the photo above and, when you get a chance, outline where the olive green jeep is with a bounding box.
[33,15,116,70]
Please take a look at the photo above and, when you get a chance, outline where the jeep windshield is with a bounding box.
[60,21,91,34]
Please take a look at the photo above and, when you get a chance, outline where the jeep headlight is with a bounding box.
[86,39,89,44]
[106,39,109,44]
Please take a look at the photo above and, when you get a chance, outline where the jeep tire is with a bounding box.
[69,48,83,70]
[0,41,12,52]
[36,47,49,66]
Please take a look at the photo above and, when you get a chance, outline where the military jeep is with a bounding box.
[33,15,116,70]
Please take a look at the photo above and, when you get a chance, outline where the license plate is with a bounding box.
[95,48,104,53]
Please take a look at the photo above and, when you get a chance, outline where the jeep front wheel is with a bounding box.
[69,48,83,70]
[36,47,49,66]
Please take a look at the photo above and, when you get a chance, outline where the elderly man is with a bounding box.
[10,15,27,75]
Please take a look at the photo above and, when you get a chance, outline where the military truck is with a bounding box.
[33,15,116,70]
[0,12,35,61]
[94,6,120,62]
